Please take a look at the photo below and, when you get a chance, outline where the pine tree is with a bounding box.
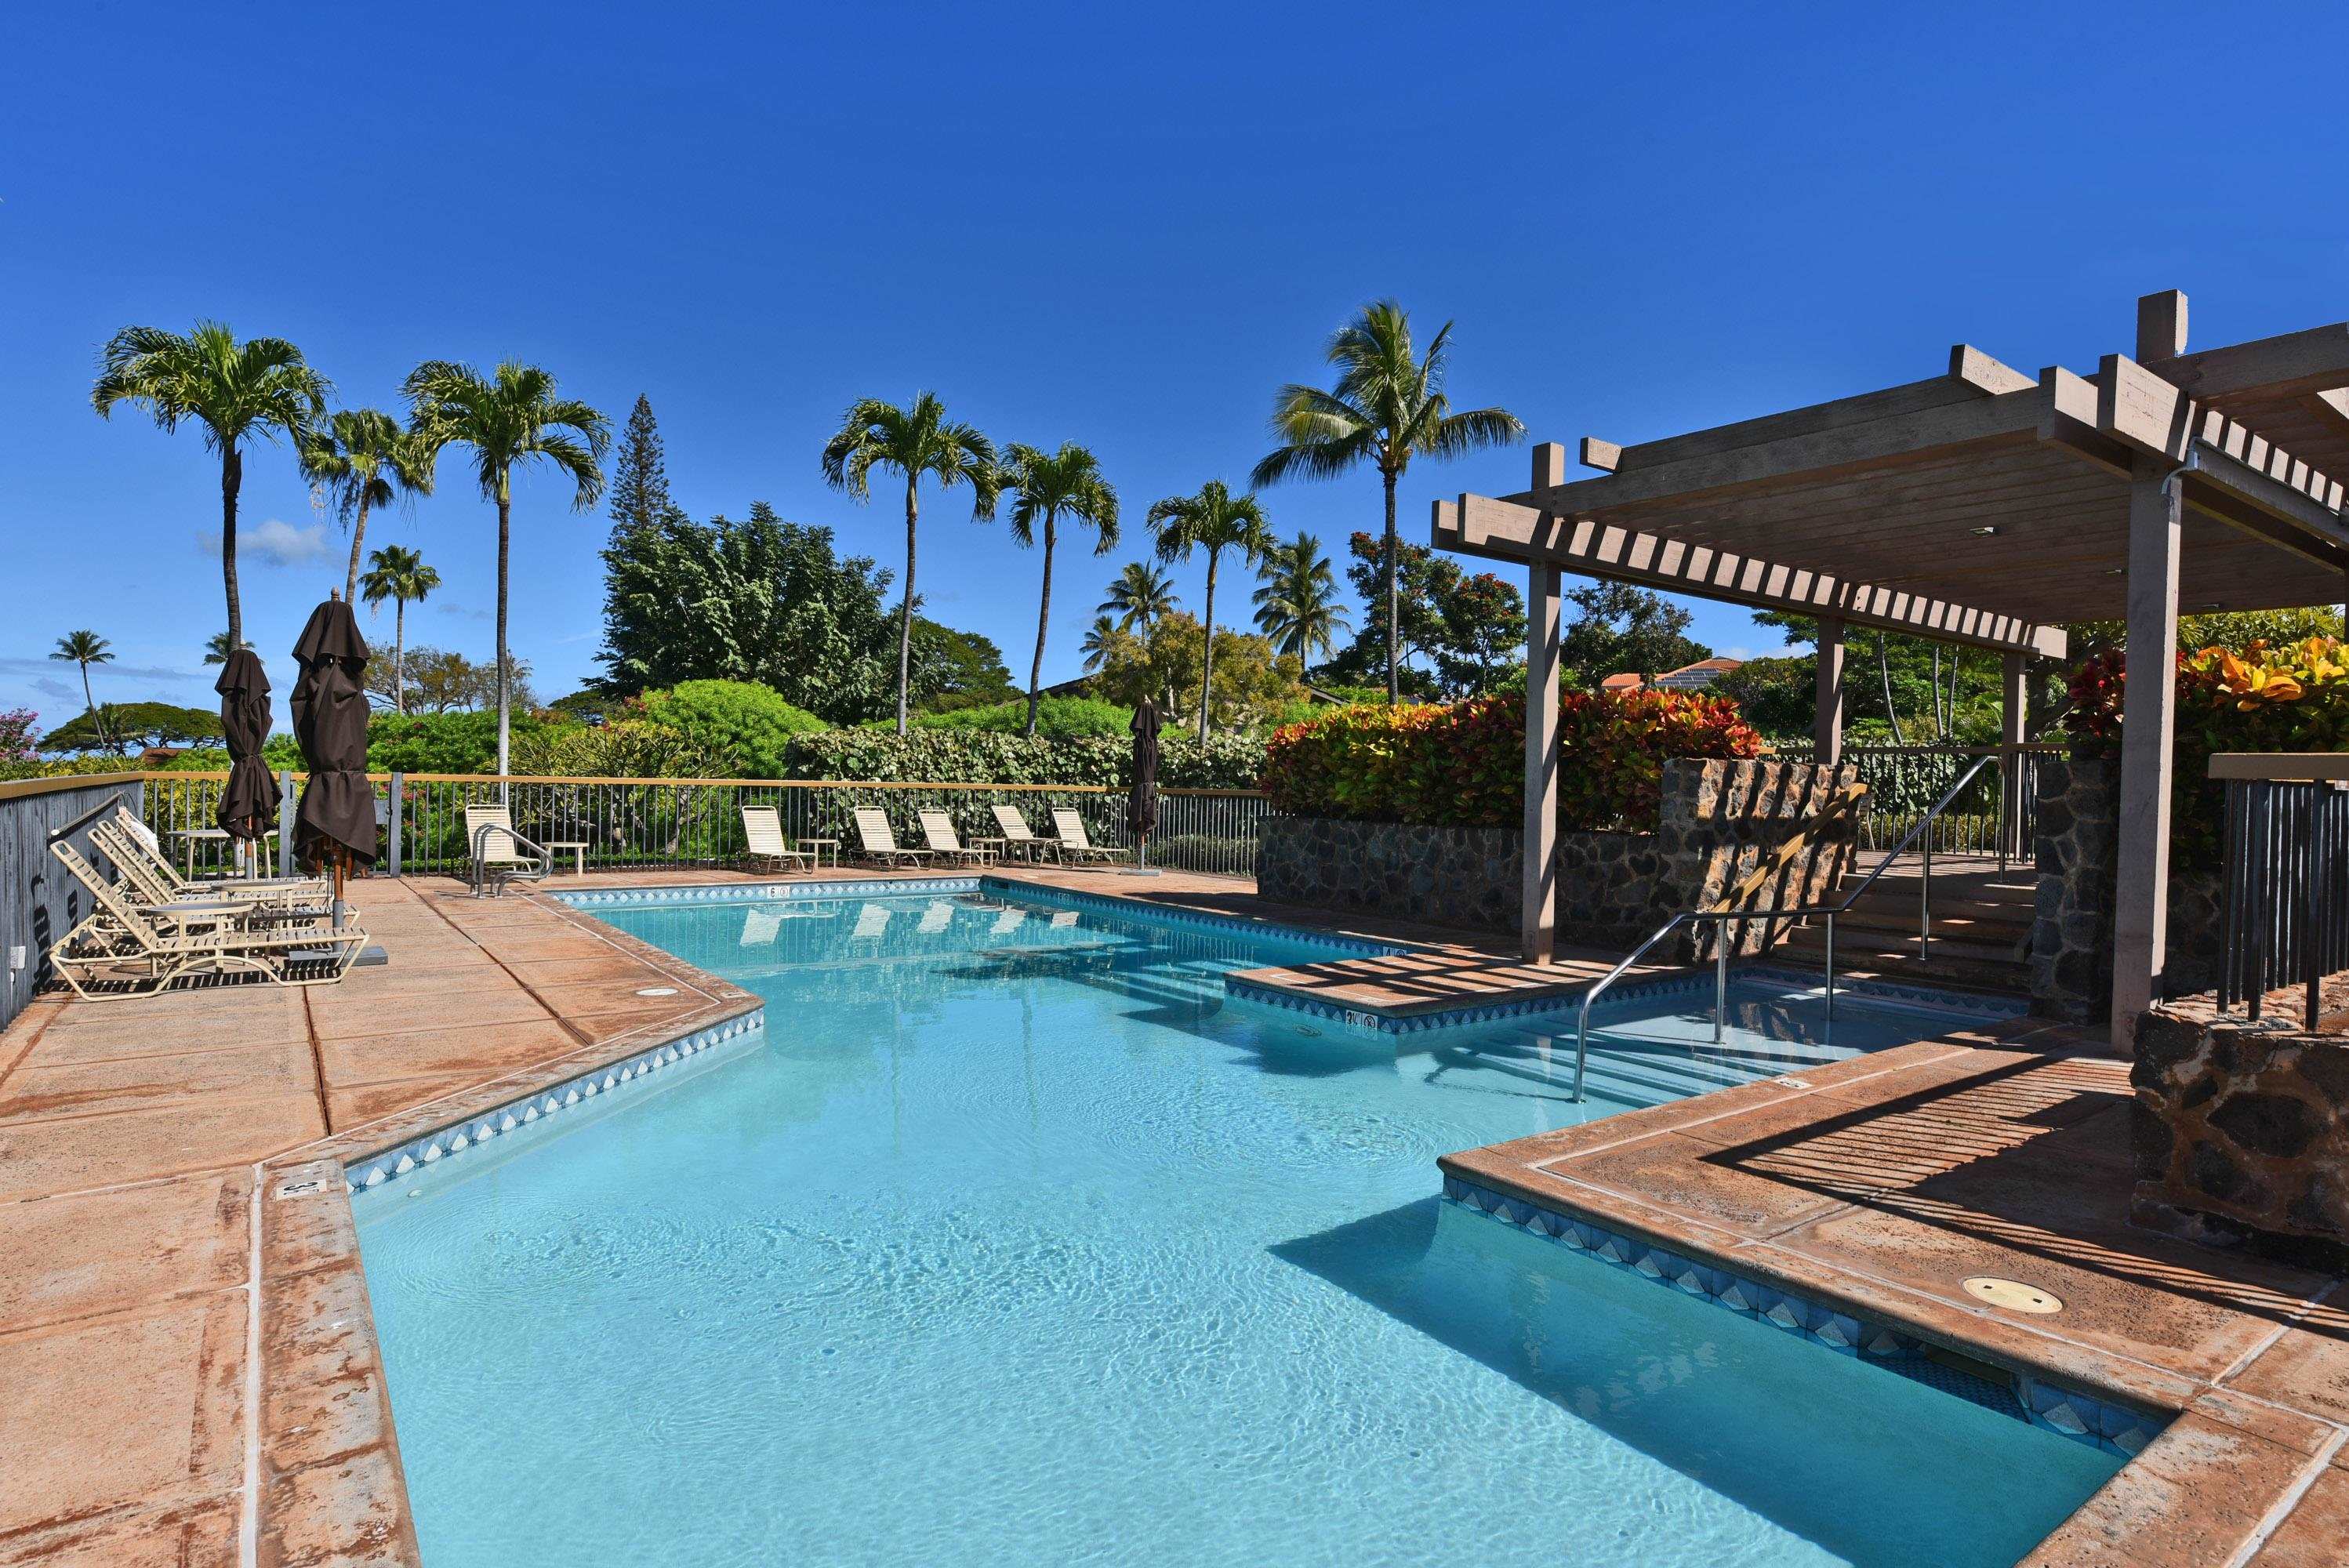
[608,394,673,539]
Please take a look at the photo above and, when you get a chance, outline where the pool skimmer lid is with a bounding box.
[1963,1276,2063,1314]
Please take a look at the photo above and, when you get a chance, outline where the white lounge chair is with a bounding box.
[989,804,1054,862]
[851,808,933,868]
[466,804,550,896]
[90,818,332,923]
[741,805,815,875]
[1049,808,1130,865]
[917,810,995,866]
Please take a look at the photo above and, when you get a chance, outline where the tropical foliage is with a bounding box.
[41,702,225,754]
[50,630,113,747]
[0,710,37,762]
[1320,533,1525,698]
[820,392,1000,734]
[1262,687,1765,831]
[2070,635,2349,866]
[92,321,331,648]
[784,724,1263,790]
[1251,532,1350,660]
[1251,299,1523,702]
[405,358,609,775]
[1099,561,1178,639]
[606,394,676,538]
[639,680,826,777]
[1563,583,1710,685]
[911,695,1135,739]
[358,544,440,714]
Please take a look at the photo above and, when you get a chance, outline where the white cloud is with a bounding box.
[195,517,336,568]
[32,677,78,702]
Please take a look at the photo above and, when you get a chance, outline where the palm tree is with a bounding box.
[301,408,433,603]
[1145,481,1273,740]
[1079,615,1135,674]
[1251,532,1351,662]
[1003,442,1119,737]
[820,394,1000,735]
[92,322,331,649]
[1099,561,1178,642]
[202,630,252,665]
[1251,299,1523,702]
[50,630,113,750]
[404,361,609,776]
[358,545,441,715]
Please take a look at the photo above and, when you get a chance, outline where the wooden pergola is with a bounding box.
[1435,291,2349,1045]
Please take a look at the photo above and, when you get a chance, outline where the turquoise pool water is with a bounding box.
[355,889,2120,1567]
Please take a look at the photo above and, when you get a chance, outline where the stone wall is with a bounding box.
[2132,975,2349,1251]
[2029,755,2225,1024]
[1258,757,1857,958]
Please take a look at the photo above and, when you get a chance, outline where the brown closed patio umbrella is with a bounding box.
[214,648,276,873]
[290,594,376,906]
[1125,695,1160,874]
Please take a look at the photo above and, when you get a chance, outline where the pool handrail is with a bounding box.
[1569,753,2002,1102]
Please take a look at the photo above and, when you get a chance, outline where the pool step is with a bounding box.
[1770,853,2037,997]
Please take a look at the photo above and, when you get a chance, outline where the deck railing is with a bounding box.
[1774,742,2057,862]
[2213,754,2349,1031]
[134,771,1274,881]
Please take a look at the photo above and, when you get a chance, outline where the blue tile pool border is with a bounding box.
[341,1007,767,1195]
[1226,964,2027,1037]
[1441,1174,2166,1458]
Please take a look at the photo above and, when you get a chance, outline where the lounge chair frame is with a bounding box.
[917,810,996,866]
[850,808,934,869]
[740,804,816,875]
[989,804,1056,863]
[1049,808,1131,865]
[466,804,552,896]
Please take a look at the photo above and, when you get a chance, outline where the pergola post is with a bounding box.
[1521,444,1567,964]
[1813,616,1845,764]
[2112,454,2184,1048]
[1999,651,2028,861]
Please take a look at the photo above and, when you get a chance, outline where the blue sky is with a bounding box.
[4,1,2345,731]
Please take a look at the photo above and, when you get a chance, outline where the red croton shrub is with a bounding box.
[2069,636,2349,867]
[1261,688,1764,832]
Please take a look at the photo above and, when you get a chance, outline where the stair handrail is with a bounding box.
[1568,753,2001,1103]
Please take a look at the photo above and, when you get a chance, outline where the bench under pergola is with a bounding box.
[1435,290,2349,1046]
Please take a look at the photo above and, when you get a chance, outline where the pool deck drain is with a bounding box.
[1,862,2344,1565]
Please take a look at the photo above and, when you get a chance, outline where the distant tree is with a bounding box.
[50,630,114,747]
[92,321,330,649]
[597,503,906,723]
[1324,533,1525,697]
[42,701,223,754]
[639,680,826,777]
[405,360,609,775]
[1251,532,1351,662]
[1251,299,1523,702]
[1094,612,1304,732]
[819,393,1001,735]
[1080,615,1138,674]
[202,630,253,665]
[300,408,432,602]
[358,544,441,714]
[368,644,533,714]
[1146,481,1274,740]
[607,394,674,540]
[909,619,1018,713]
[1101,561,1178,641]
[1560,583,1709,685]
[1708,655,1817,738]
[1002,441,1120,736]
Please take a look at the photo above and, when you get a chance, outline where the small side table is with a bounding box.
[798,837,841,869]
[545,840,589,875]
[968,836,1009,866]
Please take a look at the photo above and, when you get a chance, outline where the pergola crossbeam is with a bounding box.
[1435,495,2066,658]
[2146,321,2349,402]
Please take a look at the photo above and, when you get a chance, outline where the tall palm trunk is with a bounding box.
[1876,630,1904,745]
[897,474,919,736]
[1026,511,1057,739]
[495,474,512,779]
[1199,550,1219,742]
[344,493,373,604]
[76,662,98,748]
[393,598,408,716]
[1381,466,1400,704]
[221,444,245,649]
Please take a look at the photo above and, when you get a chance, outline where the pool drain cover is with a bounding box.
[635,986,679,997]
[1962,1276,2063,1314]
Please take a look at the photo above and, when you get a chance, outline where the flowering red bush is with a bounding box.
[1261,688,1764,831]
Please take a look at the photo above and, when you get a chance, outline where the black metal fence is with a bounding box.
[2218,773,2349,1030]
[140,773,1275,882]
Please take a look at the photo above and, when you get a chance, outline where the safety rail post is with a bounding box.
[387,771,404,877]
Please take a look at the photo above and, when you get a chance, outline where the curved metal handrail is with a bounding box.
[1568,752,2003,1102]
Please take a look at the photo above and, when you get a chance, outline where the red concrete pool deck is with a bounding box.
[1439,1018,2349,1566]
[5,863,2341,1566]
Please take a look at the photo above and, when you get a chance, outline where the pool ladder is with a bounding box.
[1567,754,2000,1102]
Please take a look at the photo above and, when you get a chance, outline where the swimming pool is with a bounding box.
[354,887,2121,1566]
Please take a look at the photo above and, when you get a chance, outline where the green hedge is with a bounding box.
[910,695,1135,739]
[784,727,1265,789]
